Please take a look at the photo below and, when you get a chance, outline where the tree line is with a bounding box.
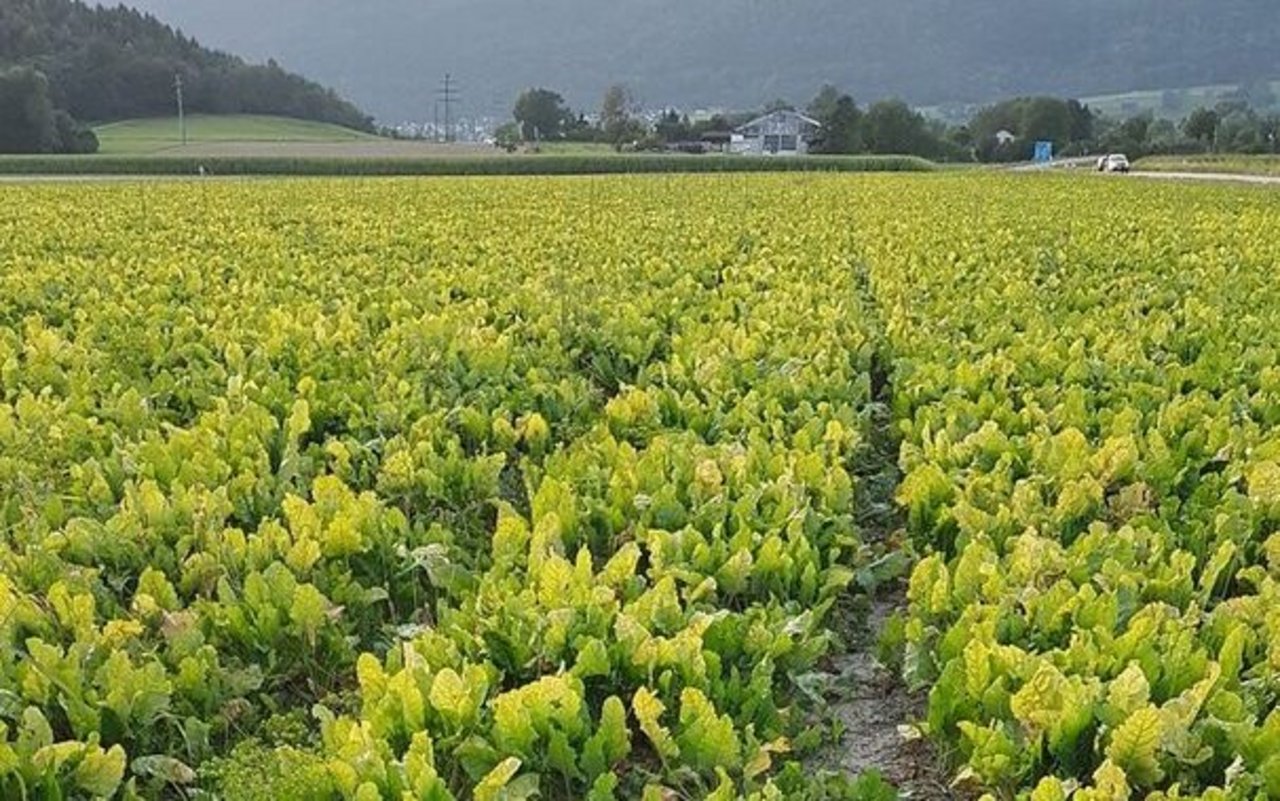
[0,66,98,154]
[0,0,374,154]
[505,84,1280,162]
[961,93,1279,161]
[503,85,966,160]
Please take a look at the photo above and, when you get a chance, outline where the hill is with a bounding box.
[0,0,372,133]
[119,0,1280,121]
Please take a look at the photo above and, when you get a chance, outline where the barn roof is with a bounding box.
[736,109,823,132]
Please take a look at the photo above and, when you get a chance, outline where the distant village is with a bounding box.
[387,106,823,156]
[379,80,1280,164]
[385,106,736,147]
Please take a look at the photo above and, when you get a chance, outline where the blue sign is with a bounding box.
[1034,140,1054,163]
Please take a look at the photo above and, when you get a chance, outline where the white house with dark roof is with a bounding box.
[731,109,822,156]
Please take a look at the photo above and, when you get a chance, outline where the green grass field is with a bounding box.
[94,114,379,155]
[1135,153,1280,176]
[1080,80,1280,120]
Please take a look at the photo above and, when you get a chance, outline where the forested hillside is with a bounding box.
[0,0,372,137]
[122,0,1280,120]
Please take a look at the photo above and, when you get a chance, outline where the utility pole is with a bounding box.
[437,73,460,143]
[174,73,187,145]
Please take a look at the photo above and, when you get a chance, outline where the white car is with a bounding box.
[1097,153,1131,173]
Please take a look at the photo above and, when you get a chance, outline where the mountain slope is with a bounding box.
[117,0,1279,121]
[0,0,372,129]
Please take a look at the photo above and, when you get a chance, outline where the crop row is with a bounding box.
[864,178,1280,800]
[0,177,892,799]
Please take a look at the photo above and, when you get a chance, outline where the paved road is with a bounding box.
[1008,157,1096,172]
[1010,159,1280,186]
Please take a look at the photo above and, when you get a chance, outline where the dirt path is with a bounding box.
[804,261,963,798]
[1132,170,1280,185]
[820,593,959,798]
[0,174,197,183]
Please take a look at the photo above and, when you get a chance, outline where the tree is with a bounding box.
[0,66,57,153]
[1100,112,1155,157]
[0,65,100,154]
[943,124,976,161]
[513,87,572,141]
[562,113,597,142]
[863,99,935,157]
[969,100,1022,161]
[601,84,639,145]
[813,94,863,154]
[1119,114,1152,146]
[807,84,842,123]
[52,109,98,154]
[600,84,647,147]
[494,121,521,152]
[968,96,1089,161]
[692,113,743,137]
[1263,115,1280,153]
[807,85,864,154]
[654,110,693,143]
[1216,109,1265,153]
[1145,118,1183,153]
[1066,100,1095,145]
[1182,107,1219,147]
[1021,96,1072,148]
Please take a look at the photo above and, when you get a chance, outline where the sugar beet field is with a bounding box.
[0,174,1278,800]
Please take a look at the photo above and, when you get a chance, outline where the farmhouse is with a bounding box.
[731,109,821,156]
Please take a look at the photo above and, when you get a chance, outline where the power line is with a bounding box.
[436,73,460,143]
[174,73,187,145]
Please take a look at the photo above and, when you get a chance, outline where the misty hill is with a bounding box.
[0,0,372,129]
[117,0,1279,122]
